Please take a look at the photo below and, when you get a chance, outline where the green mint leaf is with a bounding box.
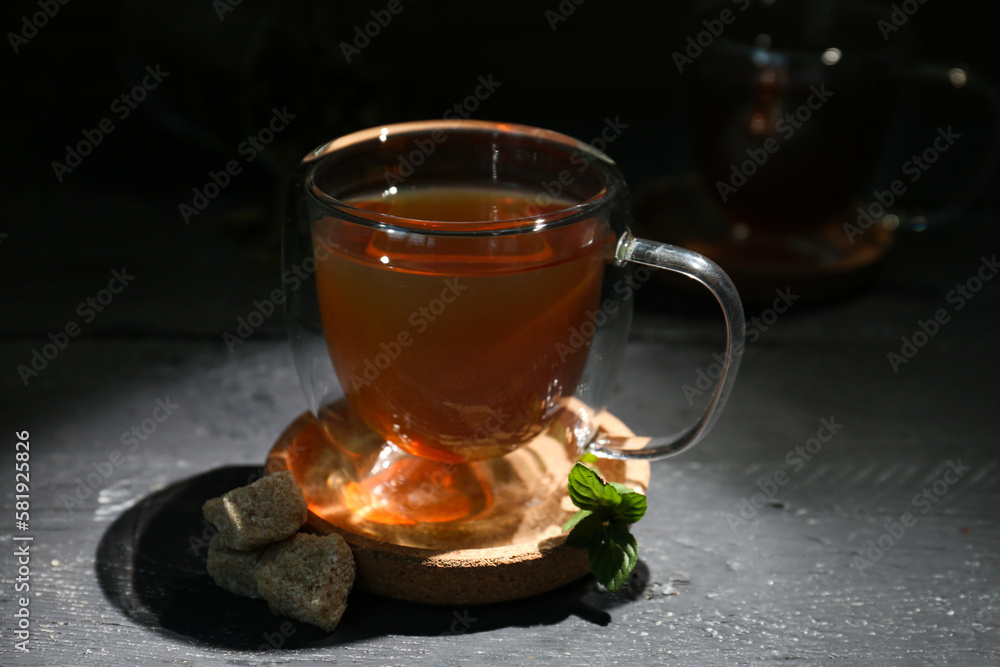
[563,463,646,593]
[567,462,609,511]
[588,522,638,593]
[599,482,622,508]
[565,512,607,549]
[562,508,592,532]
[615,492,647,524]
[608,520,637,552]
[580,452,599,464]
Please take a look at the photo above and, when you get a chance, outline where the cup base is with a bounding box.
[267,399,648,551]
[266,402,649,603]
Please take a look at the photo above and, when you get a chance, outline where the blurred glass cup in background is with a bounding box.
[636,0,1000,304]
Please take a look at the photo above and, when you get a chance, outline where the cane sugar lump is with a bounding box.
[202,470,308,550]
[206,534,264,598]
[255,533,356,632]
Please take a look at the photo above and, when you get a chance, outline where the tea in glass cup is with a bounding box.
[277,120,744,548]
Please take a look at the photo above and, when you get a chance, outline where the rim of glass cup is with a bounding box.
[300,119,622,236]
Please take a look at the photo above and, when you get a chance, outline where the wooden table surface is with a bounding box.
[2,185,999,666]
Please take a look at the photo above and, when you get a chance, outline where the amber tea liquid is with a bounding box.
[313,186,613,463]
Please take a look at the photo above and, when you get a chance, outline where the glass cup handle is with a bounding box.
[589,232,745,461]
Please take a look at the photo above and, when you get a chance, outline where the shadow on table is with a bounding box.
[96,466,648,651]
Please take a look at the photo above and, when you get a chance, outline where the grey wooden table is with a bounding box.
[2,186,999,666]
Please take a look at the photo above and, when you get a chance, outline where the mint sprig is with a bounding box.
[563,462,646,593]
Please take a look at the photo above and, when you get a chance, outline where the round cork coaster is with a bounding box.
[268,410,650,605]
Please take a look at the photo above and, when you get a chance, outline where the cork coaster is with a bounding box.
[268,410,650,605]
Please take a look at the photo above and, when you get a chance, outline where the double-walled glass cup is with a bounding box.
[282,120,744,548]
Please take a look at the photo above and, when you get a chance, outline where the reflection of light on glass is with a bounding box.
[912,215,928,232]
[533,218,546,231]
[949,68,968,88]
[382,186,398,197]
[821,48,842,66]
[752,50,770,67]
[754,33,772,50]
[882,214,900,231]
[380,255,390,264]
[379,127,389,142]
[732,222,750,241]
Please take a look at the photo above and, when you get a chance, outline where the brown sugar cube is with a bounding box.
[206,534,263,598]
[202,470,308,550]
[255,533,356,632]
